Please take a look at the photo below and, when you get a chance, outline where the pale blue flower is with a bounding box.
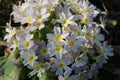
[51,59,72,76]
[73,54,88,67]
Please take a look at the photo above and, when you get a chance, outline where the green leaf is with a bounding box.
[114,68,120,75]
[39,70,56,80]
[4,50,20,80]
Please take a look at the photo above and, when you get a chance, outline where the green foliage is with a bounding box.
[4,50,20,80]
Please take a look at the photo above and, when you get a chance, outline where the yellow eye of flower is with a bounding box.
[41,47,48,55]
[58,62,65,68]
[20,7,27,14]
[36,4,42,10]
[76,57,82,61]
[63,27,68,31]
[82,17,88,23]
[37,15,43,19]
[47,7,51,12]
[35,22,42,27]
[93,35,97,40]
[55,35,62,42]
[76,7,81,12]
[35,65,40,72]
[77,31,81,36]
[55,45,62,52]
[27,17,33,23]
[63,19,69,24]
[68,40,75,46]
[86,31,91,37]
[78,73,84,78]
[86,7,90,13]
[10,30,15,36]
[14,41,19,47]
[83,45,88,52]
[102,48,107,53]
[25,41,30,48]
[29,55,35,62]
[64,77,69,80]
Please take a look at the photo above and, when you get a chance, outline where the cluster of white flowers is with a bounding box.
[4,0,114,80]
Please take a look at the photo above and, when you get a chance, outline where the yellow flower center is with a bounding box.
[93,35,97,40]
[86,31,91,37]
[14,41,19,47]
[36,4,42,10]
[82,17,88,23]
[77,31,81,36]
[83,45,88,52]
[76,57,82,62]
[63,19,69,24]
[29,55,35,62]
[20,7,27,14]
[25,41,30,48]
[10,30,15,36]
[35,22,42,27]
[64,77,69,80]
[35,65,40,72]
[27,17,33,23]
[58,62,65,68]
[63,27,68,31]
[102,48,107,53]
[78,73,84,78]
[86,7,90,13]
[68,40,75,47]
[55,35,62,42]
[37,15,43,19]
[76,7,81,12]
[47,7,51,12]
[55,45,62,52]
[41,47,48,55]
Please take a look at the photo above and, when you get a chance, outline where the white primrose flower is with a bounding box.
[47,27,68,43]
[43,62,51,70]
[19,2,30,14]
[28,20,45,31]
[4,23,17,42]
[74,25,84,38]
[77,71,88,80]
[57,5,70,15]
[80,14,93,25]
[73,54,88,67]
[36,41,49,60]
[35,8,50,21]
[48,41,67,59]
[90,27,104,46]
[21,15,36,24]
[51,59,72,76]
[29,61,45,78]
[35,0,48,10]
[99,41,114,59]
[56,12,76,27]
[65,34,83,53]
[16,30,34,50]
[82,43,92,53]
[9,39,19,50]
[81,0,99,17]
[72,1,83,14]
[11,5,23,23]
[20,50,38,67]
[45,0,59,12]
[82,26,92,40]
[58,70,78,80]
